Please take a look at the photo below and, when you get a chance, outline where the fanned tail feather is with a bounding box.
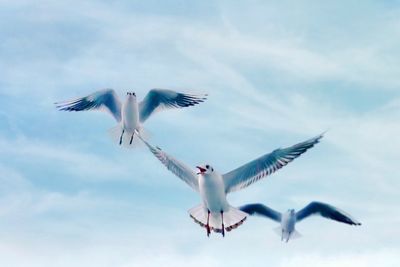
[290,230,302,239]
[273,226,283,236]
[273,227,302,242]
[108,125,141,148]
[188,204,247,233]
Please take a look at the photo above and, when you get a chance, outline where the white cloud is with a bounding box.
[0,162,124,219]
[0,1,399,266]
[280,250,400,267]
[0,134,154,182]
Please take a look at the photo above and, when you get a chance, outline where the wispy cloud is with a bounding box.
[1,1,399,266]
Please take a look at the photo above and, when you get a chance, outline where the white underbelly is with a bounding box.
[199,177,229,212]
[122,103,139,131]
[282,216,295,233]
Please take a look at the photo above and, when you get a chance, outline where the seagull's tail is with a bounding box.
[188,204,247,233]
[273,227,302,242]
[291,230,302,239]
[108,125,142,148]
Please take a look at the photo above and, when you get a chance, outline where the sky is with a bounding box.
[0,0,400,266]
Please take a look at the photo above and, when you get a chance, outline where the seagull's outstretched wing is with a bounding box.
[55,89,122,122]
[296,201,361,225]
[139,136,199,192]
[223,134,323,193]
[139,89,207,123]
[239,203,281,222]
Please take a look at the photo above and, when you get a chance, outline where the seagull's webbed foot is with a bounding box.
[221,210,225,238]
[129,132,134,145]
[119,129,125,145]
[286,232,290,243]
[206,210,211,237]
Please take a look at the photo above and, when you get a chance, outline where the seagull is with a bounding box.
[139,134,323,237]
[240,201,361,242]
[55,89,207,146]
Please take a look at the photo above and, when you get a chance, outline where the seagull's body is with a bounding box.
[199,170,229,213]
[55,89,207,146]
[139,134,323,237]
[240,202,361,242]
[122,93,140,133]
[280,209,297,242]
[193,168,243,236]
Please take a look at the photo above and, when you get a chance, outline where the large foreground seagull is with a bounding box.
[139,134,323,237]
[55,89,207,146]
[240,201,361,242]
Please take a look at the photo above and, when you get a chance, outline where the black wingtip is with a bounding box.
[54,102,63,110]
[309,133,324,145]
[54,105,66,111]
[316,132,325,140]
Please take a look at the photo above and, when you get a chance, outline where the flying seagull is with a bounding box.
[55,89,207,146]
[240,201,361,242]
[139,134,323,237]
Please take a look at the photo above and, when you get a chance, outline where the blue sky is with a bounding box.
[1,0,400,266]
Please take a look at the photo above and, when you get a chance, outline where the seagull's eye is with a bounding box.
[206,165,209,169]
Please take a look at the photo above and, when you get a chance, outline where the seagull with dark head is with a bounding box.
[139,134,323,237]
[55,89,207,146]
[240,201,361,242]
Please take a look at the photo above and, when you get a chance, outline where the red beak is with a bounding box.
[196,166,206,174]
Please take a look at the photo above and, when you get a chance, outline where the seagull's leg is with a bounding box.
[206,210,211,237]
[220,210,225,237]
[129,132,134,145]
[119,129,125,145]
[281,229,284,241]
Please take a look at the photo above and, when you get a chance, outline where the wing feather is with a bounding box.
[139,89,207,122]
[55,89,122,122]
[239,203,282,222]
[296,201,361,225]
[223,134,323,193]
[139,136,199,192]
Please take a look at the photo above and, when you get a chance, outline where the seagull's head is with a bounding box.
[126,92,136,99]
[196,164,214,175]
[287,209,295,216]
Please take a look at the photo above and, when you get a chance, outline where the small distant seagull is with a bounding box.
[55,89,207,146]
[240,201,361,242]
[139,134,323,237]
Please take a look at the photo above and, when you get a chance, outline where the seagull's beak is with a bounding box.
[196,166,206,174]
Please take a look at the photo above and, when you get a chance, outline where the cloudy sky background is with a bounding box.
[1,0,400,266]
